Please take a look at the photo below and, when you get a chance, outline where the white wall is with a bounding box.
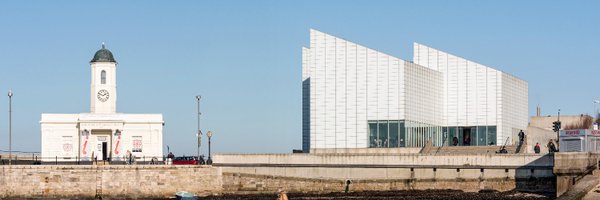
[413,43,528,145]
[303,30,528,150]
[41,114,79,160]
[303,30,444,150]
[90,62,117,114]
[40,114,164,161]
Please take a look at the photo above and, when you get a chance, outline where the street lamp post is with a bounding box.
[207,131,213,165]
[8,90,13,166]
[196,95,202,165]
[594,100,600,117]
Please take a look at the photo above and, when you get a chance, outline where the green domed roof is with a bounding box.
[91,44,116,62]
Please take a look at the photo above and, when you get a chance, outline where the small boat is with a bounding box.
[175,191,198,200]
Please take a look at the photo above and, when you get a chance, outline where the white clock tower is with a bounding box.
[41,44,164,162]
[90,43,117,114]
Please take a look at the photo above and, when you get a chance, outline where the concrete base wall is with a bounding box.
[221,166,554,180]
[216,154,556,196]
[0,153,562,198]
[310,148,422,154]
[222,172,555,194]
[214,153,554,168]
[0,165,221,198]
[526,126,557,154]
[554,152,600,197]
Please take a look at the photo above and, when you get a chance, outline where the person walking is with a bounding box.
[534,142,541,154]
[547,140,557,153]
[126,150,132,165]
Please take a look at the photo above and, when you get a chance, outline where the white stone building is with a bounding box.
[41,45,164,161]
[302,29,528,152]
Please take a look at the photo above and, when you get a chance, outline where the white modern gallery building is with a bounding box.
[302,29,528,152]
[41,45,164,161]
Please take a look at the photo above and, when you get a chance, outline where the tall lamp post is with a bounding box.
[196,95,202,164]
[207,131,213,164]
[594,100,600,117]
[8,90,13,166]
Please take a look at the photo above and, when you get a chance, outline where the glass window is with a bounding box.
[389,121,399,148]
[62,136,73,154]
[442,127,448,146]
[457,127,464,146]
[101,70,106,84]
[132,136,143,152]
[378,121,389,148]
[487,126,497,146]
[369,122,378,148]
[449,127,457,146]
[399,121,406,147]
[466,127,475,146]
[477,126,487,146]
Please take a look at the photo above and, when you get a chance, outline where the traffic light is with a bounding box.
[552,121,561,132]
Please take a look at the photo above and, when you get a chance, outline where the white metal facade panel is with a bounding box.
[303,30,528,150]
[412,43,527,146]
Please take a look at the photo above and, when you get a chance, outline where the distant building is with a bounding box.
[41,45,164,161]
[302,29,528,152]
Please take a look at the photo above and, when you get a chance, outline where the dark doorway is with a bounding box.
[463,128,472,146]
[102,142,108,160]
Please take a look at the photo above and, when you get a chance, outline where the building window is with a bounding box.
[487,126,497,146]
[62,136,73,155]
[369,122,378,147]
[132,136,142,152]
[477,126,487,146]
[378,121,389,147]
[389,121,399,147]
[101,70,106,84]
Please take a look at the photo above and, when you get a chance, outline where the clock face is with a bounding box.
[97,89,110,102]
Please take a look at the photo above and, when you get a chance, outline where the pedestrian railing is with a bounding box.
[0,155,210,165]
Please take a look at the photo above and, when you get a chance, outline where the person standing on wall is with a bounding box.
[518,130,525,145]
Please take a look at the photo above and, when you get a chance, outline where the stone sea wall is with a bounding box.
[0,165,221,198]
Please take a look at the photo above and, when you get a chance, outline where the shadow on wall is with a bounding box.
[514,153,556,198]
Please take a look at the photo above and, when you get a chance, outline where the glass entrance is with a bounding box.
[462,127,473,146]
[102,142,108,160]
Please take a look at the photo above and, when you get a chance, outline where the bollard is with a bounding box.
[55,156,58,165]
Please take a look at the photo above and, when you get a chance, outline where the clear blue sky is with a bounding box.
[0,1,598,155]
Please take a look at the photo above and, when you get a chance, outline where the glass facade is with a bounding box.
[368,120,442,148]
[368,121,498,148]
[445,126,497,146]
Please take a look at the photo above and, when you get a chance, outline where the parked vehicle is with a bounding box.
[172,156,204,165]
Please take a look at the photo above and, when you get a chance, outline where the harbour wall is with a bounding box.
[0,165,221,198]
[215,153,555,195]
[553,152,600,197]
[0,153,565,198]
